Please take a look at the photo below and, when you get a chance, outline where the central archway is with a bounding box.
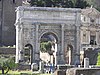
[39,32,58,66]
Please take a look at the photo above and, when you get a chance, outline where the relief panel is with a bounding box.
[81,30,90,44]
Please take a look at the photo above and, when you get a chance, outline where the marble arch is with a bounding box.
[15,6,81,65]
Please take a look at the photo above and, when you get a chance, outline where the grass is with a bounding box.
[8,70,33,75]
[0,70,51,75]
[96,53,100,66]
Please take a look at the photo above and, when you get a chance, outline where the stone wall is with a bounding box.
[54,70,66,75]
[84,49,99,65]
[0,0,22,46]
[0,47,30,55]
[0,47,15,54]
[53,68,100,75]
[16,64,31,70]
[66,68,100,75]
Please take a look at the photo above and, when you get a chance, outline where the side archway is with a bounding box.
[24,44,33,64]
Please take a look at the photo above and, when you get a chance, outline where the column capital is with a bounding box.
[61,24,65,27]
[76,26,80,31]
[61,24,65,31]
[16,6,25,11]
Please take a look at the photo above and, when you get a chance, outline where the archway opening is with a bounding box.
[40,32,58,66]
[24,44,33,64]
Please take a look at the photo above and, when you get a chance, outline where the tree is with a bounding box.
[40,41,54,64]
[40,42,47,52]
[61,0,73,8]
[29,0,89,9]
[40,41,52,53]
[0,57,17,74]
[75,0,89,9]
[30,0,45,7]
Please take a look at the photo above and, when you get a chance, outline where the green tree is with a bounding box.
[0,57,17,74]
[75,0,89,9]
[29,0,89,9]
[61,0,73,8]
[30,0,45,6]
[40,41,54,63]
[40,41,52,53]
[40,42,47,52]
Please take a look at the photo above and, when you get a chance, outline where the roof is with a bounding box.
[82,7,100,18]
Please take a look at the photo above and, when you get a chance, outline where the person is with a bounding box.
[74,60,81,67]
[45,62,49,73]
[49,63,53,73]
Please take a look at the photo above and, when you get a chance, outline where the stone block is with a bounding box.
[66,68,100,75]
[53,70,66,75]
[17,64,31,70]
[31,63,39,71]
[57,65,74,70]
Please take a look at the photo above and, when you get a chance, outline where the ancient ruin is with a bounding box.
[15,6,81,65]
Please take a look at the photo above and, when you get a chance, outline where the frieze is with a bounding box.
[21,17,76,25]
[40,25,60,29]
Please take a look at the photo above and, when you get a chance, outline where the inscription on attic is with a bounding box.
[23,10,76,20]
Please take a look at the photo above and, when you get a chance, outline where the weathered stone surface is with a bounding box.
[16,64,31,70]
[31,63,39,71]
[57,65,75,70]
[15,6,81,65]
[66,68,100,75]
[0,47,15,54]
[15,6,100,66]
[54,70,66,75]
[0,0,22,46]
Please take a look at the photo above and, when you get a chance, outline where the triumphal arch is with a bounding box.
[15,6,81,65]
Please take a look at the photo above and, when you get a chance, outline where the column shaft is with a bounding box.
[35,24,40,63]
[36,24,39,52]
[16,25,20,63]
[61,24,64,52]
[76,26,80,54]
